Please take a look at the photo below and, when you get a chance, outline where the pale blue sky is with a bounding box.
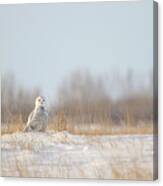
[0,0,153,99]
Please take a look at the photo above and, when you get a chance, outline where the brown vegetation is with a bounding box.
[1,70,155,135]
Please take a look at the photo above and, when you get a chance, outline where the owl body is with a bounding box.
[23,97,48,132]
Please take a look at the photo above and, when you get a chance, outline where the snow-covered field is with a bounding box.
[1,131,155,180]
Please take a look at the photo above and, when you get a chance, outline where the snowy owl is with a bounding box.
[23,96,48,132]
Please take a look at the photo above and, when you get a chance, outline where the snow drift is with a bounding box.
[1,131,155,180]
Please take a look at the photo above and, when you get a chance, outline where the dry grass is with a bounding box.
[1,121,154,136]
[1,109,154,136]
[1,122,24,135]
[111,164,153,180]
[2,161,153,180]
[2,71,155,137]
[65,122,153,136]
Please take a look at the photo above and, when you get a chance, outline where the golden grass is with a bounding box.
[1,121,154,136]
[1,122,24,135]
[67,123,153,136]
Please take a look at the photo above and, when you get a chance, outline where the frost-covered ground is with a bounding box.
[1,131,155,180]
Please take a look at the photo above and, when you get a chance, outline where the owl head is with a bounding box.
[35,96,46,108]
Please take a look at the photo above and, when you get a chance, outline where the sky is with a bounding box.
[0,0,153,100]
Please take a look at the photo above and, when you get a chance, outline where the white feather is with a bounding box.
[23,96,48,132]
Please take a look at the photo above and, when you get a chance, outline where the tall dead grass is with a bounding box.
[1,70,155,136]
[1,120,154,136]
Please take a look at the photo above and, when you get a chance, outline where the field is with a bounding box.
[1,131,156,180]
[1,1,157,181]
[1,71,156,180]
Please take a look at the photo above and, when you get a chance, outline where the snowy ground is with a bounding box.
[1,131,155,180]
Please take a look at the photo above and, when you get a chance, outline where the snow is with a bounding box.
[1,131,155,180]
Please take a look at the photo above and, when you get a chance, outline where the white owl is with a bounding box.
[23,96,48,132]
